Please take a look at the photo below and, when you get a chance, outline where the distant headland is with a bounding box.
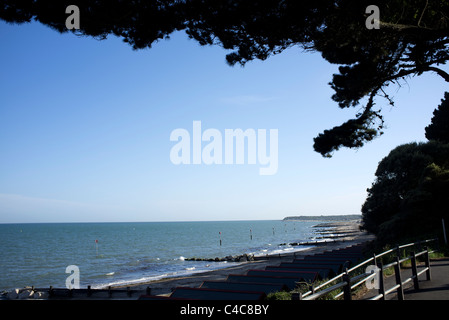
[283,214,361,221]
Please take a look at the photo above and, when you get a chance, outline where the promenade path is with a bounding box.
[361,258,449,300]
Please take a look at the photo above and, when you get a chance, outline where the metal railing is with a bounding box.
[294,238,437,300]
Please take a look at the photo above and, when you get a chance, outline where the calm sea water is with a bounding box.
[0,220,322,291]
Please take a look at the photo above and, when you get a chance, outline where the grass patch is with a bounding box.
[266,278,346,300]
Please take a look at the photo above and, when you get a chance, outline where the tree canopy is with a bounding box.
[1,0,448,156]
[425,92,449,143]
[362,94,449,245]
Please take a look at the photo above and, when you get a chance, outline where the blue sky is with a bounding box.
[0,20,447,223]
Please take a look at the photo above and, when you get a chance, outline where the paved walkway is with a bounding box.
[361,258,449,300]
[402,258,449,300]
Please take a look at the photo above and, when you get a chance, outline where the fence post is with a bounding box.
[342,272,352,301]
[394,257,404,300]
[424,246,431,281]
[443,219,448,245]
[396,245,401,260]
[377,262,385,300]
[411,251,419,290]
[309,284,315,295]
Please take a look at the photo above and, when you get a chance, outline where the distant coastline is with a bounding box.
[283,214,361,221]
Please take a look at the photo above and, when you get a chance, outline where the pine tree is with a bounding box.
[425,92,449,144]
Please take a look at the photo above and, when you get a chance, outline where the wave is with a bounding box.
[92,273,172,289]
[91,260,241,289]
[252,244,314,257]
[90,243,317,289]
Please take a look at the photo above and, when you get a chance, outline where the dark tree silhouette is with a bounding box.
[2,0,448,156]
[362,94,449,244]
[425,92,449,144]
[361,141,449,244]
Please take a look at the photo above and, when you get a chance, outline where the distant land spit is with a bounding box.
[283,215,361,221]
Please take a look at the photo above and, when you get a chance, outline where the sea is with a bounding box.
[0,220,328,292]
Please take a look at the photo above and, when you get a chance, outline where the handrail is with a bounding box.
[368,248,434,300]
[300,274,342,298]
[347,257,374,273]
[298,238,438,300]
[303,281,347,300]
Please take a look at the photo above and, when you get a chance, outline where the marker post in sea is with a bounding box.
[95,239,99,257]
[219,232,222,246]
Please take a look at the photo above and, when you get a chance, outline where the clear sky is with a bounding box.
[0,20,448,223]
